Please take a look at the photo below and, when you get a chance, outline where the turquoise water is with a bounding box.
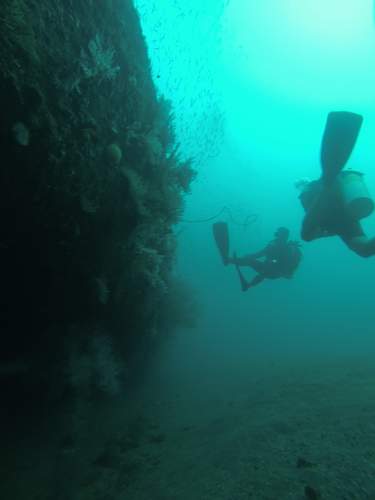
[5,3,375,499]
[124,7,375,494]
[135,0,375,359]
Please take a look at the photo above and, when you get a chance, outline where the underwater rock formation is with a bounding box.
[0,0,196,401]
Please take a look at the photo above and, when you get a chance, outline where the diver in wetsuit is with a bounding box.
[227,227,302,290]
[298,175,375,258]
[297,110,375,258]
[213,222,302,291]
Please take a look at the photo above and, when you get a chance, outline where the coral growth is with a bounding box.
[0,0,198,398]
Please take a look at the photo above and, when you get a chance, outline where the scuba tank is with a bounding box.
[335,170,374,219]
[298,172,374,220]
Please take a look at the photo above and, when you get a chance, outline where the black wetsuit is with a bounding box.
[299,179,365,242]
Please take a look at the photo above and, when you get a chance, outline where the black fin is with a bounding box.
[320,111,363,183]
[212,221,229,265]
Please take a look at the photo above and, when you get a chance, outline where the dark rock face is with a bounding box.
[0,0,196,400]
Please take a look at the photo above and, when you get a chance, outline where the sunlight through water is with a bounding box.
[223,0,375,106]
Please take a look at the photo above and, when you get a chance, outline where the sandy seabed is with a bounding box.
[3,355,375,500]
[120,356,375,500]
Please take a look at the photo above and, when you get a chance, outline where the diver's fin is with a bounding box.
[212,221,229,265]
[320,111,363,183]
[234,257,250,292]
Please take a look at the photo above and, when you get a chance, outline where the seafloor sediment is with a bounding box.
[3,355,375,499]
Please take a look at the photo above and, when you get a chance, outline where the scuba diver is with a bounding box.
[298,111,375,258]
[213,223,302,291]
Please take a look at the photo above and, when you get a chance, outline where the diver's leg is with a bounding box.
[235,262,264,292]
[228,254,257,266]
[247,274,265,288]
[235,263,250,291]
[229,254,265,274]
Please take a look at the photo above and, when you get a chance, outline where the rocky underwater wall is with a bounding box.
[0,0,197,405]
